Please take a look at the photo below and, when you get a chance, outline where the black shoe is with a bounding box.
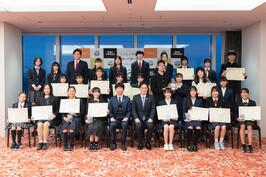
[63,145,69,151]
[146,143,152,150]
[94,142,99,151]
[110,143,117,150]
[89,142,94,151]
[247,145,253,153]
[241,144,247,153]
[192,145,198,152]
[10,143,17,149]
[17,142,22,147]
[37,143,43,150]
[138,143,143,150]
[121,144,127,151]
[187,145,193,152]
[42,143,48,150]
[69,145,74,151]
[15,144,20,149]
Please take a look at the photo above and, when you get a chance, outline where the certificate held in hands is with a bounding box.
[8,108,28,123]
[226,67,246,81]
[59,99,80,113]
[51,83,68,97]
[156,104,178,120]
[188,107,209,121]
[209,108,231,123]
[88,103,108,117]
[196,83,216,97]
[32,106,53,121]
[70,84,89,98]
[90,80,110,94]
[239,106,261,120]
[176,68,194,80]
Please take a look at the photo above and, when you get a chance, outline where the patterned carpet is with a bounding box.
[0,135,265,177]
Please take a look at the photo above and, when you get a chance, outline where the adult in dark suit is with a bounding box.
[130,51,150,86]
[108,83,131,151]
[132,83,155,150]
[47,61,62,83]
[203,58,217,83]
[66,48,89,84]
[178,56,192,87]
[159,52,173,83]
[109,55,128,85]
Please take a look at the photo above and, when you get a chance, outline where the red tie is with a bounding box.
[214,99,218,107]
[138,61,142,72]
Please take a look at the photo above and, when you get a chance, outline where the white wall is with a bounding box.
[242,20,266,136]
[0,22,22,137]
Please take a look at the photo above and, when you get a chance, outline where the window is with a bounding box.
[137,35,173,48]
[99,35,134,48]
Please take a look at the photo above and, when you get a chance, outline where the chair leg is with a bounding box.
[7,128,10,147]
[28,128,31,147]
[33,127,36,147]
[54,128,58,147]
[179,128,182,148]
[231,128,234,149]
[258,128,262,149]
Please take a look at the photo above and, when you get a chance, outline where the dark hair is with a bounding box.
[50,61,61,74]
[139,82,149,88]
[73,48,82,55]
[241,88,249,94]
[68,86,76,92]
[115,73,123,78]
[75,74,83,79]
[226,51,237,57]
[95,67,104,73]
[114,55,123,67]
[157,60,165,66]
[43,83,54,97]
[187,86,198,109]
[18,92,27,97]
[95,58,103,63]
[89,87,102,101]
[34,57,43,66]
[204,58,211,63]
[211,86,219,94]
[137,73,144,78]
[181,56,188,63]
[160,52,168,59]
[59,74,68,83]
[115,83,125,90]
[163,88,172,94]
[135,51,144,56]
[176,73,183,78]
[194,67,207,84]
[220,77,228,82]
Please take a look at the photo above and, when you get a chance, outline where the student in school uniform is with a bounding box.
[66,48,89,84]
[183,86,203,152]
[150,60,170,106]
[203,58,217,83]
[131,73,145,88]
[91,67,109,102]
[28,57,46,105]
[47,61,62,83]
[7,92,32,149]
[85,87,107,151]
[108,83,131,151]
[109,73,125,98]
[205,86,227,150]
[192,67,210,103]
[159,88,178,151]
[75,74,88,123]
[235,88,256,153]
[132,82,155,150]
[61,86,85,151]
[34,83,59,150]
[109,55,128,85]
[130,51,150,86]
[90,58,108,81]
[159,52,173,84]
[178,56,192,87]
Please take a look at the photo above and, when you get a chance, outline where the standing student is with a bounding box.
[108,83,131,151]
[130,51,150,86]
[150,60,170,106]
[91,67,109,101]
[90,58,108,81]
[85,87,107,151]
[131,73,144,88]
[34,84,59,150]
[61,86,85,151]
[109,55,128,85]
[183,86,203,152]
[205,86,227,150]
[28,57,46,105]
[160,52,173,83]
[66,48,89,84]
[178,56,192,87]
[192,67,210,103]
[235,88,256,153]
[159,88,178,151]
[203,58,217,83]
[47,61,62,83]
[132,82,155,150]
[7,92,32,149]
[109,73,124,98]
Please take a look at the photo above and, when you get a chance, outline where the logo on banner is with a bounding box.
[171,48,184,58]
[104,48,117,58]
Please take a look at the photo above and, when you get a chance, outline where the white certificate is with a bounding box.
[209,108,231,123]
[59,99,80,113]
[226,67,246,81]
[112,83,139,100]
[196,83,217,97]
[51,83,68,97]
[32,106,53,121]
[176,68,194,80]
[90,80,110,94]
[70,84,89,98]
[188,107,209,121]
[8,108,28,123]
[156,104,178,120]
[239,106,261,120]
[87,103,108,117]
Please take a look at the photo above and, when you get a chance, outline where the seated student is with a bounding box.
[59,74,68,84]
[34,84,58,150]
[85,87,107,151]
[203,59,217,83]
[47,61,62,83]
[132,82,155,150]
[75,74,88,124]
[171,73,189,123]
[178,56,192,87]
[109,73,124,98]
[109,55,128,85]
[159,88,178,151]
[131,73,144,88]
[183,86,203,152]
[206,86,227,150]
[61,86,85,151]
[108,83,131,151]
[235,88,256,153]
[7,92,32,149]
[90,58,107,81]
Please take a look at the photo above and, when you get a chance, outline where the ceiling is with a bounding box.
[0,0,266,33]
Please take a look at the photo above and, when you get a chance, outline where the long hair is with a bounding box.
[42,83,54,97]
[89,87,102,101]
[50,61,61,74]
[194,67,208,84]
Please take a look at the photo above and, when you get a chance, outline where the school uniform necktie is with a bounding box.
[138,61,142,72]
[142,96,145,108]
[118,96,122,103]
[214,99,218,107]
[36,68,40,76]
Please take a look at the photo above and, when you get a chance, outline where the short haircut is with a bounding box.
[157,60,165,65]
[135,51,144,56]
[181,56,188,62]
[139,82,149,89]
[115,83,125,90]
[18,92,26,97]
[204,58,211,63]
[68,86,76,92]
[160,52,168,58]
[73,48,82,55]
[95,58,102,63]
[76,74,83,79]
[91,87,101,93]
[95,67,104,73]
[176,73,183,78]
[220,77,228,82]
[163,88,172,94]
[137,73,144,78]
[211,86,219,93]
[34,56,43,66]
[241,88,249,94]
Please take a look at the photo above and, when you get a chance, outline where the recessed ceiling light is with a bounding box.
[155,0,265,11]
[0,0,106,12]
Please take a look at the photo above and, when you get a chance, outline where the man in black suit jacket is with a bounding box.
[66,49,89,84]
[130,51,150,86]
[204,58,217,83]
[132,83,155,150]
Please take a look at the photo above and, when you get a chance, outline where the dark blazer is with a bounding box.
[61,99,86,121]
[156,63,173,83]
[90,67,108,81]
[47,72,62,83]
[12,102,32,118]
[66,60,89,84]
[234,98,256,120]
[36,95,59,115]
[130,60,150,85]
[132,94,155,121]
[28,67,46,91]
[109,66,128,85]
[182,97,203,120]
[205,97,225,108]
[217,87,234,109]
[205,69,217,83]
[108,95,131,120]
